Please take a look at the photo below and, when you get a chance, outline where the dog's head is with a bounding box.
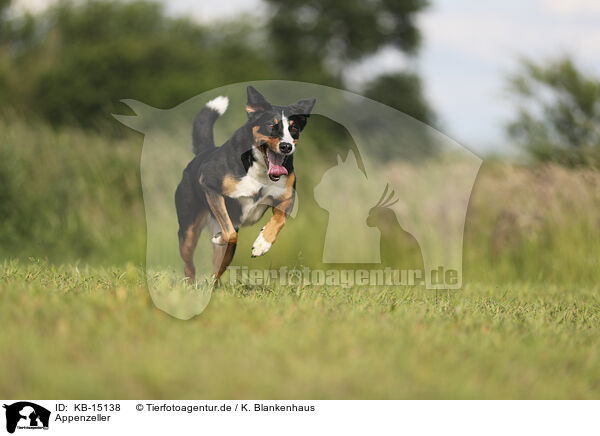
[246,86,316,181]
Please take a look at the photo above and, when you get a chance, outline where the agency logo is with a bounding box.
[2,402,50,434]
[114,80,481,319]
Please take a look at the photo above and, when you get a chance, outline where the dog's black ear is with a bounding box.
[246,86,272,118]
[291,98,316,116]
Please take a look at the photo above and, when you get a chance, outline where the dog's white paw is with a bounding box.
[251,232,272,257]
[211,233,226,245]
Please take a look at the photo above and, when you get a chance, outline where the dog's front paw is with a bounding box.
[251,231,272,257]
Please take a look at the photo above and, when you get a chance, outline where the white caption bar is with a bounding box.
[0,400,597,435]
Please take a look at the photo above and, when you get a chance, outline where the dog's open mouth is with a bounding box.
[262,146,288,182]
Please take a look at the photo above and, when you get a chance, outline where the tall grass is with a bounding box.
[1,116,599,285]
[464,162,600,284]
[0,117,145,264]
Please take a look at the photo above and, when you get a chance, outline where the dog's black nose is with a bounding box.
[279,142,293,154]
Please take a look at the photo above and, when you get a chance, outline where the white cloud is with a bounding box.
[163,0,264,22]
[12,0,53,13]
[420,3,600,66]
[343,46,412,89]
[415,0,600,152]
[539,0,600,15]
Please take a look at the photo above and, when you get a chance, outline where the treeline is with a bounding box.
[2,0,598,166]
[0,0,434,130]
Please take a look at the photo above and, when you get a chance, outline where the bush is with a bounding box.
[0,117,145,263]
[0,0,278,129]
[507,57,600,167]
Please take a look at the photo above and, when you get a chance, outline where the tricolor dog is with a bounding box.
[175,86,316,283]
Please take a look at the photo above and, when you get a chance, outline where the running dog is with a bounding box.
[175,86,315,283]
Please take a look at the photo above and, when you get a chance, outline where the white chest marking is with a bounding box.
[228,148,288,226]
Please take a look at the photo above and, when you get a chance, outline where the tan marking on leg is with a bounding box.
[204,189,238,283]
[179,211,206,282]
[261,211,286,244]
[262,173,295,244]
[213,242,236,284]
[205,190,237,243]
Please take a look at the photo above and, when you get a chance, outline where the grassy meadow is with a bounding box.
[1,117,600,398]
[2,260,600,399]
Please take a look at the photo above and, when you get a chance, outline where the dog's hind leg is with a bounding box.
[176,174,209,283]
[212,241,237,284]
[178,211,207,283]
[204,190,238,244]
[204,190,238,283]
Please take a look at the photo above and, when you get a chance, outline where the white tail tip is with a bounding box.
[206,96,229,115]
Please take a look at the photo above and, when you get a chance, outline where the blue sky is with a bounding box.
[16,0,600,153]
[417,1,600,152]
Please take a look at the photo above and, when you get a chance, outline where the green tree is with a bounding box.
[0,0,13,102]
[0,0,9,20]
[264,0,437,157]
[0,0,436,135]
[507,57,600,166]
[363,72,435,125]
[0,0,281,127]
[264,0,428,85]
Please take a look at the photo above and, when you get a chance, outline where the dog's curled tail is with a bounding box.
[192,96,229,155]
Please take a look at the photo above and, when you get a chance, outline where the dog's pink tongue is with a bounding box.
[267,150,288,177]
[268,164,288,177]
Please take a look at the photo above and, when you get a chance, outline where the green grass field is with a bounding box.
[2,118,600,399]
[2,259,599,399]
